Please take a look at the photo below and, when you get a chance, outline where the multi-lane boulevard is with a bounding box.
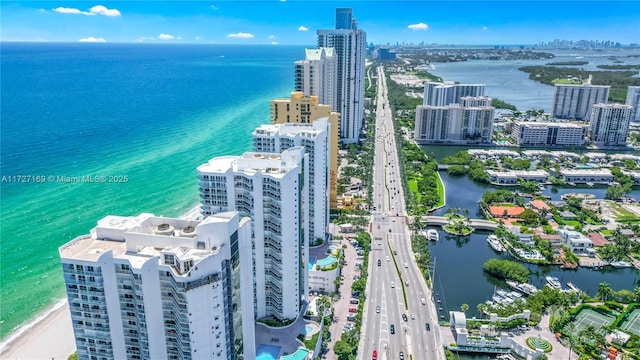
[359,66,445,360]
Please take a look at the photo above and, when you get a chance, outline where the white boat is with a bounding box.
[586,182,594,187]
[566,282,581,293]
[507,291,523,299]
[546,276,562,289]
[492,295,504,304]
[496,289,509,297]
[610,260,633,268]
[538,183,546,191]
[506,280,538,296]
[487,235,505,252]
[427,229,439,241]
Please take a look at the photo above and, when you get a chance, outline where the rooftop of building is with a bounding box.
[253,118,328,137]
[530,200,551,210]
[587,232,610,247]
[488,206,525,217]
[515,121,588,128]
[559,168,613,176]
[198,148,304,177]
[554,83,611,88]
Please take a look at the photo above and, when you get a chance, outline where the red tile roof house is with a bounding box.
[587,232,610,247]
[489,206,526,219]
[530,200,552,217]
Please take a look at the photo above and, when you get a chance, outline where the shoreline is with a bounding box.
[0,204,202,359]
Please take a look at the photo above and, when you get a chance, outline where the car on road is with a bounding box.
[411,313,415,320]
[421,298,426,305]
[402,313,408,322]
[390,324,395,334]
[350,299,359,305]
[426,323,431,331]
[377,224,380,229]
[391,281,395,288]
[348,308,357,313]
[386,256,390,261]
[393,250,397,255]
[399,351,404,360]
[377,259,381,266]
[404,262,408,268]
[372,350,377,360]
[376,306,380,313]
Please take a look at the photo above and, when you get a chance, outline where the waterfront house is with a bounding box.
[587,232,610,247]
[489,206,525,219]
[559,210,577,220]
[509,227,535,246]
[559,229,593,254]
[486,170,549,185]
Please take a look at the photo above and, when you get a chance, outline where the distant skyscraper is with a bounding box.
[589,103,633,147]
[294,48,337,111]
[197,147,309,321]
[270,91,340,209]
[414,96,494,144]
[252,118,329,245]
[422,81,485,106]
[551,84,610,120]
[59,212,255,360]
[335,8,356,30]
[317,8,366,143]
[626,86,640,121]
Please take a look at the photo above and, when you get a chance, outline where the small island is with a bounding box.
[546,61,588,66]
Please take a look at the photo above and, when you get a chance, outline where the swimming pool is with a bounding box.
[316,255,337,268]
[256,344,282,360]
[308,257,316,271]
[303,325,314,335]
[281,348,310,360]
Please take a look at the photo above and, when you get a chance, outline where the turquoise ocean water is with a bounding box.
[0,43,302,340]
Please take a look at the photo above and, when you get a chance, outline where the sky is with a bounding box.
[1,1,639,45]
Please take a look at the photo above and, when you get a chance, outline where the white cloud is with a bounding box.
[227,32,254,39]
[53,5,120,17]
[408,22,429,31]
[195,36,202,41]
[53,7,87,15]
[79,36,106,43]
[210,5,218,10]
[482,26,489,31]
[271,41,279,45]
[90,5,121,17]
[38,9,46,13]
[158,33,175,40]
[268,35,276,39]
[298,26,309,32]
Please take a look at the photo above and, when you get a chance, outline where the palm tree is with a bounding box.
[634,286,640,303]
[460,303,469,313]
[598,282,613,302]
[565,322,577,360]
[477,303,487,319]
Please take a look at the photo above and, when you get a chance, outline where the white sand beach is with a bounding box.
[1,301,76,360]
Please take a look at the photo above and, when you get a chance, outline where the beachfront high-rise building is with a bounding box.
[294,48,337,111]
[511,121,588,147]
[422,81,485,106]
[252,118,329,245]
[626,86,640,122]
[317,8,366,143]
[271,91,340,209]
[589,103,633,147]
[414,96,495,144]
[197,147,309,321]
[551,84,610,120]
[59,212,255,360]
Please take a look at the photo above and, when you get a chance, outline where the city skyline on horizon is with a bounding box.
[1,1,639,45]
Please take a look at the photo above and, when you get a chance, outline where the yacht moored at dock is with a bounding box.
[427,229,439,241]
[546,276,562,289]
[566,282,581,293]
[487,234,505,252]
[506,280,539,296]
[610,260,633,268]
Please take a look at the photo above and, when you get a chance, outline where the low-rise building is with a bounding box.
[486,170,549,185]
[308,255,340,294]
[511,121,588,147]
[559,229,593,254]
[468,149,520,159]
[587,232,610,247]
[509,227,535,246]
[558,168,614,184]
[489,206,526,219]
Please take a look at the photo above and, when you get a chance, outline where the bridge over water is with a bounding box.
[420,216,499,231]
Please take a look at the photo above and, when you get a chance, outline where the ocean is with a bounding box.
[0,42,303,340]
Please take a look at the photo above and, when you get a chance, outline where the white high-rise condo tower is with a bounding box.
[626,86,640,122]
[197,147,309,321]
[589,103,633,147]
[414,96,495,144]
[294,48,337,111]
[317,8,366,143]
[59,212,256,360]
[552,84,610,120]
[422,81,485,106]
[252,118,329,246]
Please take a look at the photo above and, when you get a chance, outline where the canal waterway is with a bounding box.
[426,171,640,322]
